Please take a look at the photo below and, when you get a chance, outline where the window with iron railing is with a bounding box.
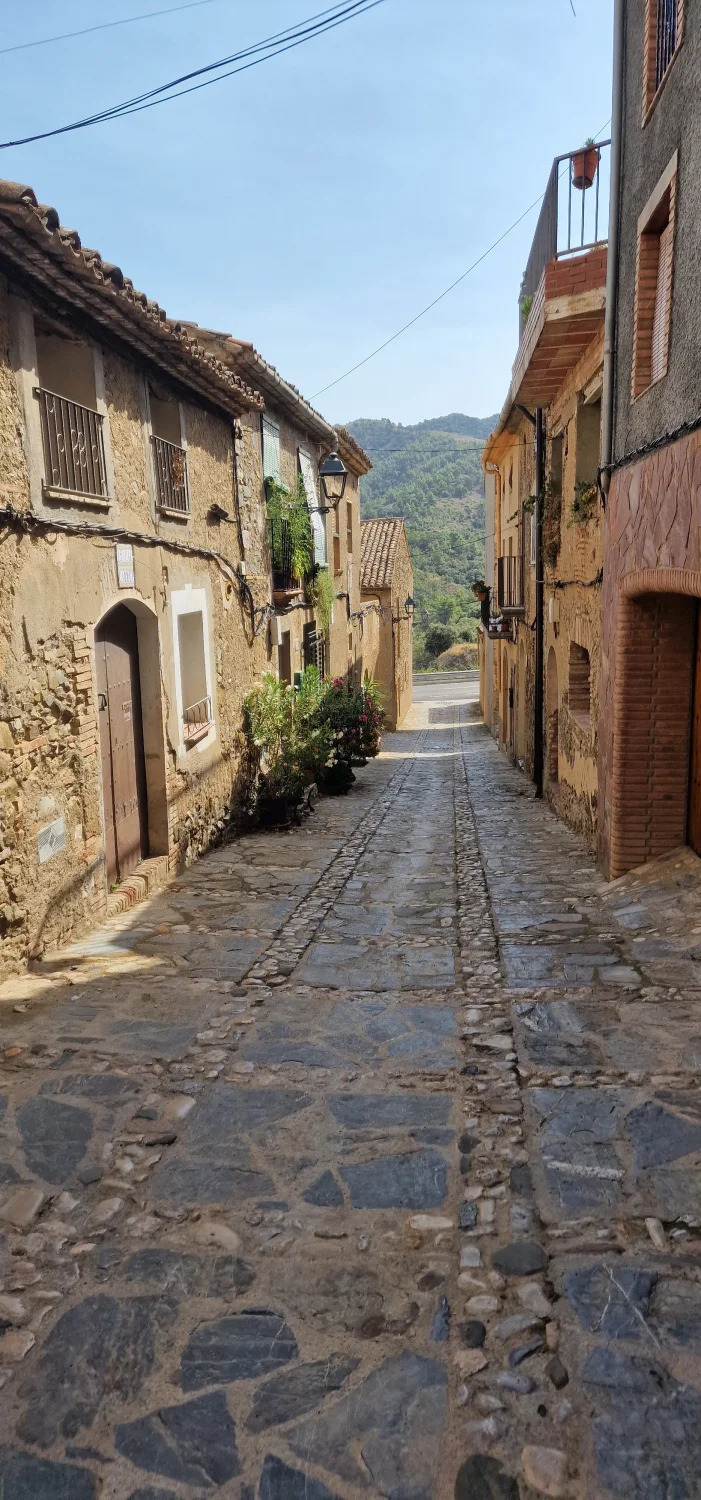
[303,624,326,677]
[497,555,524,614]
[152,435,190,515]
[183,694,213,741]
[36,388,109,501]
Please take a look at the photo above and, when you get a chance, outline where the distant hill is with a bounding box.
[346,413,497,665]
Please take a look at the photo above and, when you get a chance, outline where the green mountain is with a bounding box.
[346,413,497,663]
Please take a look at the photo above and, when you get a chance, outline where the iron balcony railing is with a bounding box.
[497,555,524,614]
[520,140,611,329]
[304,627,326,677]
[269,517,300,592]
[183,695,213,740]
[36,387,108,500]
[152,435,190,514]
[656,0,678,90]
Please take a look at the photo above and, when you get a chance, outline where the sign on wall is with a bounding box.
[116,544,135,589]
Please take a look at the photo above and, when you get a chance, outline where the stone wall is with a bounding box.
[0,280,270,979]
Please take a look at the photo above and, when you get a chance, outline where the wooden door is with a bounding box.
[689,613,701,856]
[96,606,147,886]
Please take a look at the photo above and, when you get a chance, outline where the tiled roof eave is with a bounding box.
[0,192,262,417]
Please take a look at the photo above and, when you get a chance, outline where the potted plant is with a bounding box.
[472,579,489,600]
[572,139,600,191]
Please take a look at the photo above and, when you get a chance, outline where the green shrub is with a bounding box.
[266,475,314,581]
[305,565,337,631]
[424,623,456,658]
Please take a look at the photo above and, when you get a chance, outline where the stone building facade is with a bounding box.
[359,517,414,729]
[599,0,701,877]
[0,179,371,980]
[179,341,371,689]
[481,154,608,850]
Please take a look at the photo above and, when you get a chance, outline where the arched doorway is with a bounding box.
[546,647,559,784]
[96,604,148,886]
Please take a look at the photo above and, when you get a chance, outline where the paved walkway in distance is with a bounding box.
[1,680,701,1497]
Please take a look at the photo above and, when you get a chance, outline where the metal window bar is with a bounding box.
[656,0,678,88]
[497,555,524,613]
[520,141,611,315]
[183,695,213,739]
[152,435,190,514]
[36,387,108,499]
[304,628,326,677]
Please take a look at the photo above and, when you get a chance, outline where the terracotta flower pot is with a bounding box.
[572,147,600,191]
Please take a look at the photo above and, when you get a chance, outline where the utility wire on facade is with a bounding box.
[0,0,385,149]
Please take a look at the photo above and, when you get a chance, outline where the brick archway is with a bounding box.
[610,570,699,877]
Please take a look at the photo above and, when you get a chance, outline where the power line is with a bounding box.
[313,118,613,399]
[312,194,545,398]
[0,0,384,149]
[0,0,228,58]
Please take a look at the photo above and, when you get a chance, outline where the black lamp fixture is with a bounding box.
[319,450,348,506]
[393,595,416,624]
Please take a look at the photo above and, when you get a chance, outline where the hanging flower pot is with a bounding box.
[572,143,600,191]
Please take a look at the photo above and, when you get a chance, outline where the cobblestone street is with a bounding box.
[2,681,701,1498]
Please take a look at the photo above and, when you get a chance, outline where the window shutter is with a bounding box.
[299,448,327,567]
[262,418,281,482]
[651,222,673,383]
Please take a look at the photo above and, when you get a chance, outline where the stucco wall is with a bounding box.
[614,4,701,455]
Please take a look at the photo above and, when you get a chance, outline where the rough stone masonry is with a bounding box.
[0,689,700,1497]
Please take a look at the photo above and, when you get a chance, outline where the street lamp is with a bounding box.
[319,450,348,506]
[404,595,415,618]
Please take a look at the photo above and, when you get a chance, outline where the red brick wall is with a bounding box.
[599,427,701,875]
[544,247,608,302]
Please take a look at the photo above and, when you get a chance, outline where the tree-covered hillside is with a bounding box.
[346,414,497,664]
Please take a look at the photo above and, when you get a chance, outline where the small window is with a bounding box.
[178,611,212,743]
[303,623,325,676]
[333,533,342,574]
[278,630,292,685]
[568,642,591,730]
[346,500,354,557]
[262,417,281,482]
[632,163,676,397]
[644,0,682,115]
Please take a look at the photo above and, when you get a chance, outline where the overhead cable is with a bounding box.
[0,0,385,149]
[0,0,228,57]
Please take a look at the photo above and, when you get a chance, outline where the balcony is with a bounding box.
[512,142,610,409]
[36,387,108,501]
[269,517,304,603]
[152,435,190,515]
[497,556,524,615]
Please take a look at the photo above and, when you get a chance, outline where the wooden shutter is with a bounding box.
[651,221,673,383]
[299,448,327,566]
[262,418,281,481]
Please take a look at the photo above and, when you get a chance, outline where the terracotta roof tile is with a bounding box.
[0,179,262,417]
[360,516,406,590]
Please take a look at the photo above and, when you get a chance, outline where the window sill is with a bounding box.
[183,721,214,746]
[632,368,669,403]
[156,506,190,521]
[43,485,110,508]
[643,42,683,127]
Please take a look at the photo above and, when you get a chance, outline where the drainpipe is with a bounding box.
[534,408,545,798]
[601,0,626,496]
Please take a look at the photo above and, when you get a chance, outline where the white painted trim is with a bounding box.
[170,585,217,757]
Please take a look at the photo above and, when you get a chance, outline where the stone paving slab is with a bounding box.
[2,695,701,1497]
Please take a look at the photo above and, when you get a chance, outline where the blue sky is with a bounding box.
[2,0,614,425]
